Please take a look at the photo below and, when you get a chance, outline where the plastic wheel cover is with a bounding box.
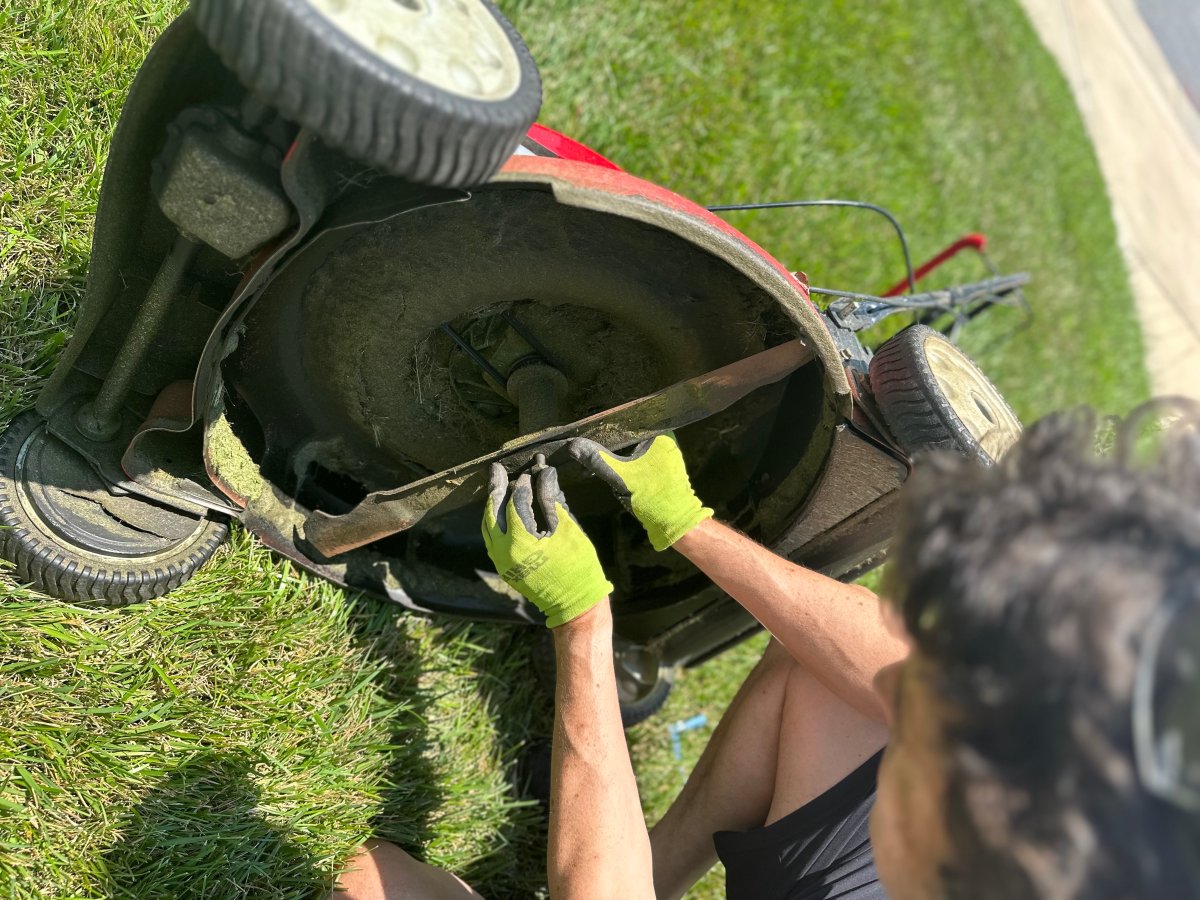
[308,0,522,100]
[924,336,1022,461]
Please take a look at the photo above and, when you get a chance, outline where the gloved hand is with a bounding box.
[566,433,713,551]
[482,456,614,628]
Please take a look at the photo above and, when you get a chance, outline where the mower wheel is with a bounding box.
[620,675,674,728]
[869,324,1022,465]
[533,632,676,728]
[189,0,542,188]
[0,412,228,606]
[615,641,677,727]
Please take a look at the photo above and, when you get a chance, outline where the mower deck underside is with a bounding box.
[207,184,844,625]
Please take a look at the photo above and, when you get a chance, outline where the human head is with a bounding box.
[870,402,1200,900]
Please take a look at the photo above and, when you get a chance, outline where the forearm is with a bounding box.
[673,518,906,719]
[548,602,655,900]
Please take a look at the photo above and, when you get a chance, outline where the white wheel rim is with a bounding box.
[308,0,523,101]
[923,336,1022,461]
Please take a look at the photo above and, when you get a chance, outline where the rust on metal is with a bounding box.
[304,337,816,557]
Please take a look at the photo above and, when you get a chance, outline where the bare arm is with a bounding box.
[673,518,906,720]
[548,601,655,900]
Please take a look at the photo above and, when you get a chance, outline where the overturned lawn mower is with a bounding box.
[1,0,1025,722]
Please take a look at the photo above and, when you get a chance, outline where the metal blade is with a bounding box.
[303,338,814,558]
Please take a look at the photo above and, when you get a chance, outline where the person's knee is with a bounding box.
[333,839,483,900]
[334,840,431,900]
[737,638,804,704]
[334,841,393,900]
[759,637,800,673]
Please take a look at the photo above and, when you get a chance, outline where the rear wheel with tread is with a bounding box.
[619,674,674,728]
[533,632,677,727]
[0,411,228,606]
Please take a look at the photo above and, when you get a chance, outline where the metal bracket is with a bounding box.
[820,273,1031,334]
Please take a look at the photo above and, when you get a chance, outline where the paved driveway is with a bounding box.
[1137,0,1200,116]
[1020,0,1200,400]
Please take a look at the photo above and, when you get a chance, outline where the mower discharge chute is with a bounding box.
[1,1,1023,722]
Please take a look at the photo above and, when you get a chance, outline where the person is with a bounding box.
[335,406,1199,899]
[870,403,1200,899]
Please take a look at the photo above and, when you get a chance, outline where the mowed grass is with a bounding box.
[1,0,1147,898]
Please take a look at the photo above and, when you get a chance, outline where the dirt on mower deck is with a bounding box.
[378,299,664,469]
[296,187,785,474]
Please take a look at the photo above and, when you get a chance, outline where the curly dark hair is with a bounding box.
[887,402,1200,899]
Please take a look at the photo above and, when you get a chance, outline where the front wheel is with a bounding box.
[869,324,1022,464]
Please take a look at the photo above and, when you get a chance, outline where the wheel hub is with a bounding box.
[924,337,1022,460]
[13,421,205,559]
[614,642,666,705]
[308,0,522,101]
[445,302,608,433]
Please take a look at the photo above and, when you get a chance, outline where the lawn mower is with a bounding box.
[0,0,1025,722]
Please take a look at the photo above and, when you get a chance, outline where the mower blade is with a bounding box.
[303,338,814,558]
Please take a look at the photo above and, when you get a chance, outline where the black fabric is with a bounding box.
[713,750,886,899]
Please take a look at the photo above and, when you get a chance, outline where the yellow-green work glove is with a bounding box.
[482,457,614,628]
[566,433,713,551]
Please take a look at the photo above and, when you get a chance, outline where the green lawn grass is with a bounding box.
[1,0,1148,897]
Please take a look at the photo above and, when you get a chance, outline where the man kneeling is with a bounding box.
[337,406,1199,899]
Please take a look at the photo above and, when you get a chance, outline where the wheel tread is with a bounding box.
[0,411,229,607]
[868,324,1020,464]
[188,0,542,188]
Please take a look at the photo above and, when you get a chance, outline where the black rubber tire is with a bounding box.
[534,631,675,728]
[189,0,542,188]
[869,324,1021,465]
[620,671,675,728]
[0,411,228,606]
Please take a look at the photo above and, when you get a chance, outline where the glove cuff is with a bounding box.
[544,579,615,628]
[643,487,714,551]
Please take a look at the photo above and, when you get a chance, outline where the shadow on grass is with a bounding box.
[343,598,447,866]
[457,625,555,895]
[347,595,555,898]
[101,750,323,899]
[96,588,557,898]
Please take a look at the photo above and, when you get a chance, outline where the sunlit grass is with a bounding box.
[1,0,1146,897]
